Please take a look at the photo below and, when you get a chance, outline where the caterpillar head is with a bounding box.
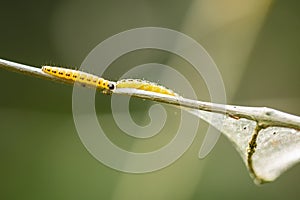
[108,82,116,91]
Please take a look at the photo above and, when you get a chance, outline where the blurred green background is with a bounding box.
[0,0,299,199]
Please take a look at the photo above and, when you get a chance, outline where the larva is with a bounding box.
[41,66,116,91]
[116,79,178,96]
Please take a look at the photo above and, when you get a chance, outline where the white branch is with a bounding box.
[114,88,300,130]
[1,58,300,184]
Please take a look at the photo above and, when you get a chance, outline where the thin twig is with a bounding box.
[0,58,74,85]
[114,89,300,130]
[1,58,300,130]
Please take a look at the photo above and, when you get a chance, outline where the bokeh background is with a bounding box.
[0,0,299,199]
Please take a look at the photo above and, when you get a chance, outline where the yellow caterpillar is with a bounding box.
[42,66,116,91]
[116,79,178,96]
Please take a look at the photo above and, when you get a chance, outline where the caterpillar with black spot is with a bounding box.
[42,66,116,91]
